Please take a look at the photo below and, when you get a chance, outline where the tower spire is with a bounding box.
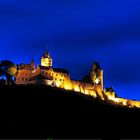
[44,49,50,58]
[30,59,35,69]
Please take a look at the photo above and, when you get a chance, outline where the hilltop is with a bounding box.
[0,85,139,139]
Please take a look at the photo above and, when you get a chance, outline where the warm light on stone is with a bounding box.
[15,50,140,109]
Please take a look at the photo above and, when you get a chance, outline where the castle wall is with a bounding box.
[32,66,41,77]
[103,90,140,108]
[16,65,72,88]
[30,79,53,85]
[71,80,98,98]
[15,51,140,109]
[15,51,105,100]
[15,66,104,100]
[31,67,71,88]
[51,71,69,88]
[126,100,140,108]
[15,69,32,85]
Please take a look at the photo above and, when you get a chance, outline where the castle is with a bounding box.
[15,50,104,99]
[15,50,140,108]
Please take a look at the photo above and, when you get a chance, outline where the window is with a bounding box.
[55,78,57,81]
[22,78,24,81]
[60,79,62,81]
[56,74,58,76]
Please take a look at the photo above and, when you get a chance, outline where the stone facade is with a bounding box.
[15,50,104,99]
[15,50,140,108]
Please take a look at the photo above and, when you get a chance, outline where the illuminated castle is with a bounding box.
[15,50,140,108]
[16,50,104,99]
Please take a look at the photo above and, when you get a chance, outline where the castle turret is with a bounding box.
[41,50,52,67]
[30,59,35,70]
[90,62,103,90]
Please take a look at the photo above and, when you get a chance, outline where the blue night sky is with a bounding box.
[0,0,140,100]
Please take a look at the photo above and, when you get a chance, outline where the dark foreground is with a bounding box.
[0,85,139,139]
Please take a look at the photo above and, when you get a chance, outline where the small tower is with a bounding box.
[41,50,52,67]
[90,62,103,90]
[30,59,35,70]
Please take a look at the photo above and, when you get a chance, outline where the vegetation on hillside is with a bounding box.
[0,60,17,85]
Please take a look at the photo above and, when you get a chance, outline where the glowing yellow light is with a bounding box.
[108,96,120,103]
[32,69,36,73]
[95,77,100,84]
[84,90,89,95]
[64,84,72,90]
[74,86,80,92]
[90,92,97,98]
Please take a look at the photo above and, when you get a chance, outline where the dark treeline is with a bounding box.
[0,60,17,85]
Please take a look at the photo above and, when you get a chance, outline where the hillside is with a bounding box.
[0,85,139,139]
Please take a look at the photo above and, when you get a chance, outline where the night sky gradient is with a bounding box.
[0,0,140,100]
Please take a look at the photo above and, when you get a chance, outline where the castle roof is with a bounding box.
[53,68,69,74]
[39,65,69,74]
[29,74,53,81]
[19,63,34,70]
[38,65,69,74]
[39,65,51,70]
[93,61,101,69]
[42,50,51,58]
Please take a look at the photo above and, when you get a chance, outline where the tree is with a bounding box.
[0,60,17,85]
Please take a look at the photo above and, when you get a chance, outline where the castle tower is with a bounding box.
[90,62,103,90]
[41,50,52,67]
[30,59,35,70]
